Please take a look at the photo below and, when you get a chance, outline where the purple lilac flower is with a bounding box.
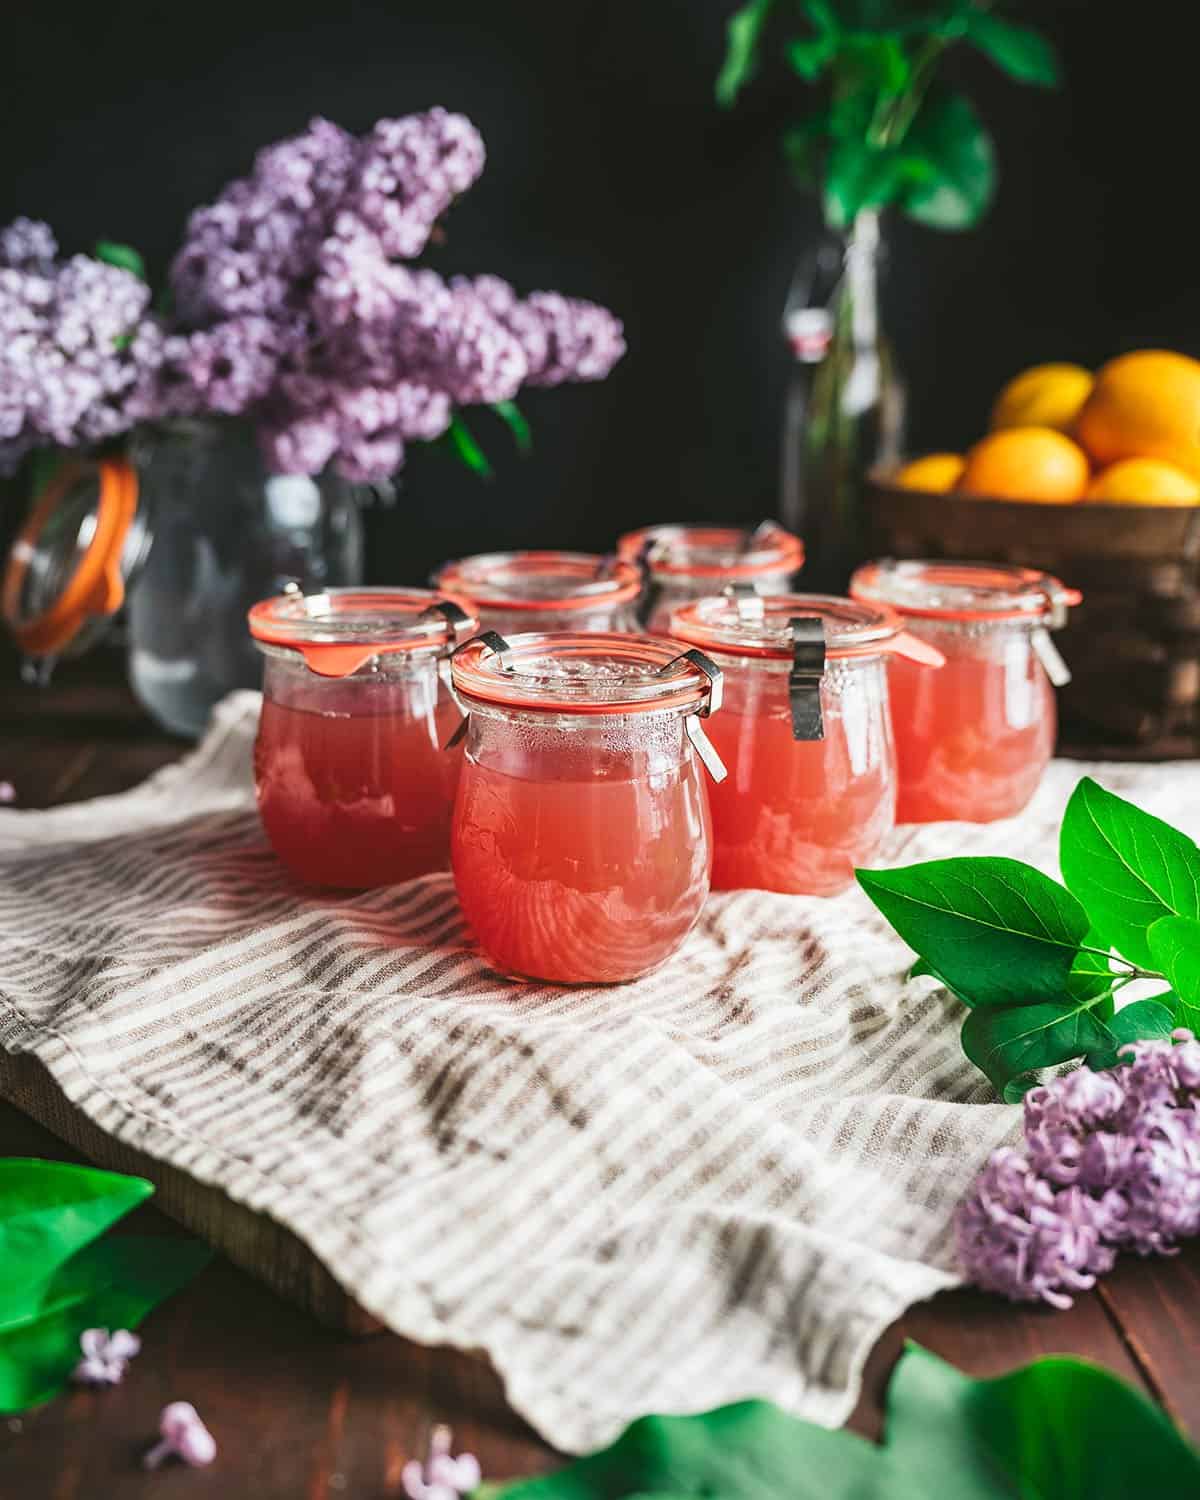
[337,108,485,260]
[520,291,627,387]
[958,1030,1200,1306]
[72,1327,141,1386]
[143,1401,217,1469]
[0,216,58,274]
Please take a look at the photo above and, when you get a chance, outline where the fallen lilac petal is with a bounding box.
[143,1402,217,1469]
[0,782,15,804]
[71,1327,141,1386]
[403,1425,481,1498]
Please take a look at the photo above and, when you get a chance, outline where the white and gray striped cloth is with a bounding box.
[2,693,1196,1452]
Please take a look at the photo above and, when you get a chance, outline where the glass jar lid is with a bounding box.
[850,559,1081,625]
[432,551,641,613]
[450,630,722,716]
[247,587,478,678]
[669,592,939,662]
[3,457,146,659]
[617,522,803,579]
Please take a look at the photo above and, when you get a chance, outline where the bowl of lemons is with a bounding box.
[868,351,1200,756]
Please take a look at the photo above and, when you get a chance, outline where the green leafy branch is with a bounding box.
[482,1341,1199,1498]
[858,777,1200,1098]
[716,1,1059,231]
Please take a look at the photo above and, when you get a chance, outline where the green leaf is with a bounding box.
[93,240,145,280]
[0,1159,152,1307]
[1066,930,1120,1004]
[1086,998,1177,1071]
[899,87,996,230]
[962,12,1059,87]
[1148,914,1200,1031]
[715,0,775,107]
[491,399,532,454]
[886,1343,1200,1499]
[857,856,1090,1008]
[1001,1074,1041,1104]
[962,1001,1114,1094]
[487,1342,1200,1498]
[444,415,493,479]
[1060,777,1200,969]
[0,1234,211,1412]
[782,117,828,187]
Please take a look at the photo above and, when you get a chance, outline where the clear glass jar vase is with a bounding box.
[432,551,642,635]
[850,560,1081,823]
[670,592,942,895]
[779,211,905,591]
[449,631,725,983]
[2,419,366,739]
[616,523,804,633]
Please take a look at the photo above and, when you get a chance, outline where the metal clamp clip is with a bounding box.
[419,598,474,647]
[788,616,827,741]
[443,630,513,751]
[658,648,727,783]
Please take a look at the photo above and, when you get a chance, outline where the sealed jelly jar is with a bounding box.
[850,560,1081,824]
[449,631,726,983]
[617,522,804,632]
[669,591,942,896]
[248,587,477,888]
[433,550,642,635]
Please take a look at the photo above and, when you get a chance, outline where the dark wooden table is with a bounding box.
[2,648,1198,1497]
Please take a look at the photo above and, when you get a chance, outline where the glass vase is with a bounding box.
[779,211,906,591]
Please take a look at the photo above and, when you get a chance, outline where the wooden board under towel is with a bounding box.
[0,1050,381,1334]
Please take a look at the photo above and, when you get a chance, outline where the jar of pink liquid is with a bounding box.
[248,587,477,888]
[669,591,942,895]
[433,550,642,635]
[617,523,804,632]
[449,630,726,983]
[850,560,1081,823]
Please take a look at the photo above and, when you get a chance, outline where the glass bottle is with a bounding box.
[779,211,905,592]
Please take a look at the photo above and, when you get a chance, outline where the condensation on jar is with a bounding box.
[448,630,726,984]
[616,522,804,633]
[850,559,1081,824]
[669,591,943,896]
[432,550,642,635]
[248,587,477,889]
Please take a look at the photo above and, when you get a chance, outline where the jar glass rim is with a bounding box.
[248,587,477,677]
[669,592,903,660]
[433,551,641,611]
[850,559,1081,622]
[617,523,804,579]
[450,631,716,715]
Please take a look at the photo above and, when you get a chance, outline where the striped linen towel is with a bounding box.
[2,692,1196,1452]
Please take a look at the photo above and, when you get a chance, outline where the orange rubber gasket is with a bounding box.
[3,457,139,656]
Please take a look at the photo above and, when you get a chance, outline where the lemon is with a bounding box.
[893,453,966,493]
[991,363,1094,434]
[957,427,1090,503]
[1076,350,1200,477]
[1085,457,1200,505]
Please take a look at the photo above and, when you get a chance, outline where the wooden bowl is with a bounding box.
[865,468,1200,759]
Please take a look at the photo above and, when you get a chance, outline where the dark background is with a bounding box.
[2,0,1194,585]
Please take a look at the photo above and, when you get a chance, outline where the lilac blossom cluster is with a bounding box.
[1,109,624,483]
[164,109,624,480]
[957,1030,1200,1307]
[0,219,160,474]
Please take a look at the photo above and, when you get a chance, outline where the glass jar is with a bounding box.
[2,419,365,739]
[850,560,1081,823]
[248,587,477,889]
[616,523,804,633]
[449,630,726,983]
[669,591,942,896]
[432,550,642,635]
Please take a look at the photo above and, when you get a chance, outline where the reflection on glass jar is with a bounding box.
[449,632,724,983]
[670,593,941,896]
[850,560,1081,824]
[249,588,476,888]
[616,522,803,633]
[433,550,641,636]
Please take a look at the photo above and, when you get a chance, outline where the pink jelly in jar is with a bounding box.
[669,591,942,895]
[449,630,726,983]
[617,523,804,632]
[248,587,477,888]
[850,560,1081,823]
